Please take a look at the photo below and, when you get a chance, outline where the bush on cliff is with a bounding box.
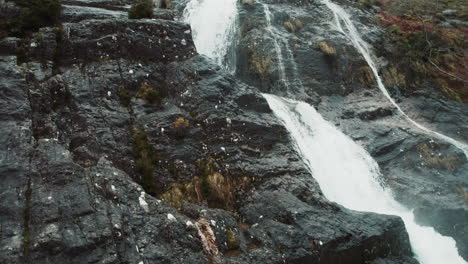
[318,41,337,56]
[6,0,61,37]
[131,127,158,195]
[128,1,154,19]
[173,117,189,138]
[137,81,162,104]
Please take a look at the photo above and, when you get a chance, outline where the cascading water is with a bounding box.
[183,0,238,71]
[263,94,466,264]
[184,0,466,262]
[282,38,304,90]
[262,4,290,92]
[320,0,468,157]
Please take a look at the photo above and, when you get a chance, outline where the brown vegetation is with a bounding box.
[318,41,337,56]
[250,53,271,75]
[417,143,463,172]
[375,0,468,102]
[161,157,252,211]
[173,117,190,138]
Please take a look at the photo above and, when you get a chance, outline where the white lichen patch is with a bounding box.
[167,213,177,222]
[138,192,149,212]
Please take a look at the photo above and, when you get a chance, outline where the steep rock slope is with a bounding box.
[0,0,420,263]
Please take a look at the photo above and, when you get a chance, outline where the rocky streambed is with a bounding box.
[0,0,466,263]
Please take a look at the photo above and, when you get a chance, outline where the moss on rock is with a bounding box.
[382,65,406,88]
[131,126,158,195]
[318,41,337,56]
[161,157,252,211]
[128,0,154,19]
[249,54,270,76]
[417,143,463,172]
[7,0,62,37]
[136,81,161,104]
[226,228,240,250]
[118,86,132,106]
[173,117,190,138]
[283,19,303,33]
[355,66,376,86]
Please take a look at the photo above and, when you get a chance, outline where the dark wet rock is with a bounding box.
[0,37,20,55]
[358,107,393,121]
[235,93,272,113]
[152,8,181,20]
[237,175,415,264]
[61,0,139,11]
[0,1,20,20]
[414,207,468,259]
[62,5,127,23]
[399,96,468,143]
[370,257,419,264]
[58,18,196,65]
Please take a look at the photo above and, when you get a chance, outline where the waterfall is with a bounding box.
[320,0,468,157]
[262,4,290,92]
[263,94,466,264]
[183,0,466,262]
[183,0,238,71]
[282,37,304,91]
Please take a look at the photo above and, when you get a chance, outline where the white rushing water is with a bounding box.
[183,0,238,70]
[183,0,465,262]
[263,94,466,264]
[320,0,468,157]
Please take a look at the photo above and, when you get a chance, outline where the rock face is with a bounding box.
[0,0,465,264]
[234,0,468,260]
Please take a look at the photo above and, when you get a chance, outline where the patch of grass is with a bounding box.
[161,157,253,211]
[128,0,153,19]
[283,19,303,33]
[173,117,190,138]
[7,0,62,37]
[226,228,240,250]
[382,66,406,88]
[15,39,29,65]
[250,54,270,76]
[377,8,467,102]
[387,24,403,35]
[118,86,132,106]
[294,19,303,29]
[131,127,157,195]
[198,157,212,200]
[355,66,376,86]
[455,187,468,205]
[417,143,462,172]
[284,21,296,33]
[318,41,337,56]
[137,81,161,104]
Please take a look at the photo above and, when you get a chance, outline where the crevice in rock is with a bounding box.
[21,177,32,258]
